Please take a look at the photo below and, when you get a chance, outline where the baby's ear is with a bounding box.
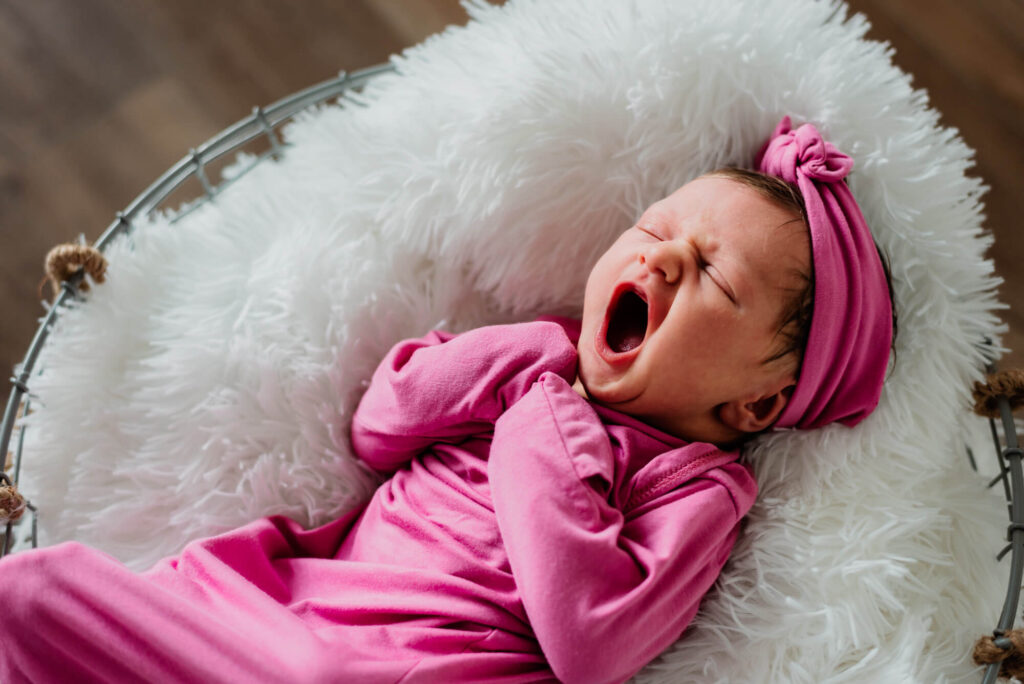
[720,383,795,434]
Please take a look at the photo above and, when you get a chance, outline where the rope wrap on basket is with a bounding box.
[973,370,1024,418]
[974,630,1024,679]
[0,473,26,525]
[40,244,107,300]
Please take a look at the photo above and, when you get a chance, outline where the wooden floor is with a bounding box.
[2,0,1022,380]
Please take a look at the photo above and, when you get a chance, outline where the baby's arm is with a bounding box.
[489,373,752,684]
[350,321,577,475]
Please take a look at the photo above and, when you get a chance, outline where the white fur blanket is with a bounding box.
[16,0,1009,680]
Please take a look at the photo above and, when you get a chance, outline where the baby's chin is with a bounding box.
[576,365,645,409]
[576,336,639,403]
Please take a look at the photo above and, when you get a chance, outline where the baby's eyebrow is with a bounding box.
[638,207,675,230]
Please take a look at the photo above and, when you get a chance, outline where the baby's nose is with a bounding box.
[639,241,683,283]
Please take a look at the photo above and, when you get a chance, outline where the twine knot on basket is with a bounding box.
[972,369,1024,418]
[40,243,107,300]
[0,474,27,525]
[974,629,1024,679]
[2,402,29,526]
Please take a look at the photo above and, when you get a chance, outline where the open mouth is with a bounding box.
[606,288,649,353]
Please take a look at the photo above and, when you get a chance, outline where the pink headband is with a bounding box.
[756,116,892,430]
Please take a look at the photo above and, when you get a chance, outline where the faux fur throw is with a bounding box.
[15,0,1009,680]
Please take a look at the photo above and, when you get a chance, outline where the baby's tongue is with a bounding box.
[607,291,648,353]
[612,330,644,352]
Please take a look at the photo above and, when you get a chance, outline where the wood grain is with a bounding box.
[2,0,1021,380]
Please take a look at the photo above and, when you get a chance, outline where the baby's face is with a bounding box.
[576,175,811,444]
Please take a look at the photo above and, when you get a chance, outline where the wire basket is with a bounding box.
[971,370,1024,683]
[0,61,1020,683]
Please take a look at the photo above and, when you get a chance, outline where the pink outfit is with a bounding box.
[0,319,757,683]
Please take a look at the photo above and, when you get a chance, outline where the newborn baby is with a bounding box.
[0,118,893,684]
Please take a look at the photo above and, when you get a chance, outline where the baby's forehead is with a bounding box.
[654,176,807,246]
[737,220,811,300]
[661,174,790,212]
[650,177,764,225]
[677,177,809,289]
[758,219,813,288]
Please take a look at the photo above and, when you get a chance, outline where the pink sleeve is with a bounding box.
[349,321,577,475]
[488,373,750,684]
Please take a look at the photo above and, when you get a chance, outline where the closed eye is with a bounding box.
[701,260,737,304]
[636,226,662,240]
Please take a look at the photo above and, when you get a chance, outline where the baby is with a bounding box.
[0,118,893,683]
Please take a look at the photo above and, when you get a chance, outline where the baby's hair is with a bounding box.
[707,167,814,371]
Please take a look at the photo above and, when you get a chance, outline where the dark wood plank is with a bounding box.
[978,0,1024,50]
[0,0,160,162]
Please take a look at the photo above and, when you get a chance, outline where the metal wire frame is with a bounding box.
[0,58,1021,682]
[0,62,395,556]
[972,367,1024,684]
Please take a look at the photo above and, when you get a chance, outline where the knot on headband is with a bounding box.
[758,119,853,184]
[756,116,893,430]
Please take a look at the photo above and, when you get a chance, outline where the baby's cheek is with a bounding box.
[689,312,736,347]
